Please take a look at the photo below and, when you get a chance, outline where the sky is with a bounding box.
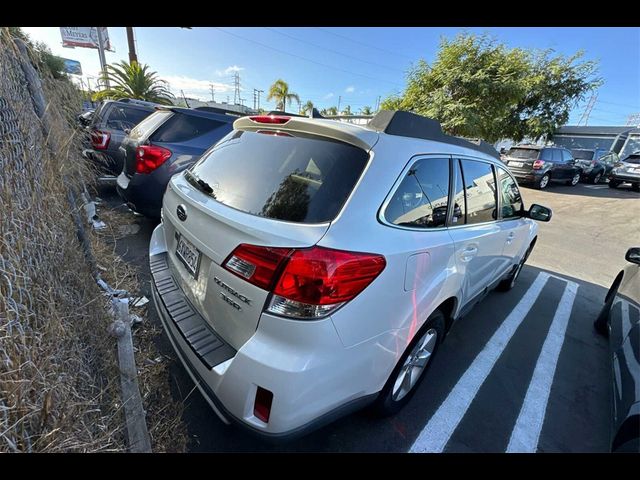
[22,26,640,125]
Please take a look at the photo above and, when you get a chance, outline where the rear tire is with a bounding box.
[536,173,550,190]
[372,309,445,417]
[591,171,603,184]
[609,180,620,189]
[632,183,640,192]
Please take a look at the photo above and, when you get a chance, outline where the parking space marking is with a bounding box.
[409,272,551,453]
[506,280,579,453]
[583,185,609,190]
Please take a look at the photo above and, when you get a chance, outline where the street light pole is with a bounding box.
[96,27,110,89]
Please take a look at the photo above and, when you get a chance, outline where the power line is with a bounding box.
[213,27,403,88]
[316,27,416,62]
[264,27,404,73]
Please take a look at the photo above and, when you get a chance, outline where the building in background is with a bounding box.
[550,126,638,157]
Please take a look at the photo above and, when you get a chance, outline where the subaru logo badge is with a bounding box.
[176,204,187,222]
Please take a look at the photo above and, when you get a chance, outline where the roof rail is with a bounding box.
[266,110,307,118]
[193,106,243,116]
[367,110,500,160]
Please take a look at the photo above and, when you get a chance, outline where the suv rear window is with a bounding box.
[572,150,594,160]
[129,110,173,140]
[506,148,539,160]
[623,154,640,164]
[105,105,153,131]
[187,130,369,223]
[151,114,227,143]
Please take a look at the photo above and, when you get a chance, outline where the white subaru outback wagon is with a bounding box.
[148,110,552,440]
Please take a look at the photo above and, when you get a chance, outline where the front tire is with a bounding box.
[372,309,445,417]
[591,171,603,184]
[594,272,623,336]
[632,183,640,192]
[566,172,581,186]
[497,244,532,292]
[609,180,620,189]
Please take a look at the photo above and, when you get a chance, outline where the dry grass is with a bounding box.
[0,29,187,452]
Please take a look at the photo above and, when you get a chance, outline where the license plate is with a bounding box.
[509,161,524,168]
[176,234,201,278]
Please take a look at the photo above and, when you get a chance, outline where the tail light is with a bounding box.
[135,145,172,174]
[91,130,110,150]
[253,387,273,423]
[223,244,386,319]
[532,160,545,170]
[249,115,291,124]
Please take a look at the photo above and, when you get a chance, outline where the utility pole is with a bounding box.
[253,88,264,111]
[257,89,263,111]
[126,27,138,64]
[209,84,215,102]
[96,27,110,89]
[233,71,241,105]
[578,94,597,126]
[337,95,342,113]
[375,95,381,112]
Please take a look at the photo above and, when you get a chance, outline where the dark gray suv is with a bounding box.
[86,98,161,176]
[503,145,582,189]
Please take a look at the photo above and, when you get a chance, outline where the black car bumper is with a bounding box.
[510,170,545,184]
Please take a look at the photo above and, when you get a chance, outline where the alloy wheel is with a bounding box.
[392,328,438,401]
[593,172,602,184]
[571,173,580,186]
[539,175,549,189]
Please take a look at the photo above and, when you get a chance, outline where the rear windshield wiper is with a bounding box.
[186,171,215,196]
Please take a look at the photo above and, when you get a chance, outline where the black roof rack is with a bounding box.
[193,106,243,116]
[266,110,307,118]
[367,110,500,160]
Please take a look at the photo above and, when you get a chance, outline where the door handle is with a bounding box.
[460,246,478,262]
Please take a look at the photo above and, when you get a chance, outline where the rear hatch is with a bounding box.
[503,147,540,173]
[160,126,371,349]
[572,149,595,170]
[620,155,640,176]
[121,108,235,177]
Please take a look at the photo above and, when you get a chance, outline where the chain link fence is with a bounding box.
[0,29,127,452]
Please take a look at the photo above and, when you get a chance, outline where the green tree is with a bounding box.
[383,33,601,142]
[300,100,314,115]
[267,79,300,112]
[342,105,352,116]
[93,61,174,105]
[324,106,338,116]
[361,105,373,115]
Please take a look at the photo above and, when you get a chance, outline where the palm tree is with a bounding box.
[325,106,338,116]
[300,100,314,115]
[342,105,352,116]
[267,79,300,112]
[361,105,373,115]
[92,61,174,105]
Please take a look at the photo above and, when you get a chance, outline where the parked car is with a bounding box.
[571,148,619,184]
[503,145,582,189]
[77,108,95,127]
[594,247,640,452]
[609,152,640,191]
[85,98,161,176]
[148,110,552,439]
[116,106,240,219]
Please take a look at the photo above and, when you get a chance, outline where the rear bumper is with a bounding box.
[609,173,640,184]
[510,170,544,183]
[149,223,378,440]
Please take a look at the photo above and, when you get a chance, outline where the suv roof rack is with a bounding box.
[266,110,307,118]
[367,110,500,160]
[193,106,243,116]
[114,97,163,108]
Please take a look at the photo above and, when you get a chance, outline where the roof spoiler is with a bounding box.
[367,110,500,160]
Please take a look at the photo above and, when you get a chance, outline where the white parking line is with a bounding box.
[506,280,579,453]
[583,185,608,190]
[409,272,551,453]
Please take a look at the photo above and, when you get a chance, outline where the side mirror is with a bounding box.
[625,247,640,265]
[124,128,131,135]
[527,204,552,222]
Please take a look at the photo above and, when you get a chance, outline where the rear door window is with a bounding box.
[460,159,497,225]
[187,130,369,223]
[561,150,573,162]
[384,157,450,229]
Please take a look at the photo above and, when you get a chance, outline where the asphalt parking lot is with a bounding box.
[97,180,639,452]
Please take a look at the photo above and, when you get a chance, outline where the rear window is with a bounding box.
[507,148,539,160]
[129,110,173,140]
[187,130,369,223]
[105,105,153,131]
[151,114,226,143]
[571,150,594,160]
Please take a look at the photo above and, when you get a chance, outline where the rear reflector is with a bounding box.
[91,130,110,150]
[532,160,545,169]
[135,145,172,174]
[254,387,273,423]
[223,244,386,319]
[249,115,291,124]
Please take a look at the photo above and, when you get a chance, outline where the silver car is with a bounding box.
[148,110,552,439]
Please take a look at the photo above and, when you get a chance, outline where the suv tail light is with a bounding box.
[223,244,386,319]
[532,159,546,169]
[249,115,291,124]
[91,130,110,150]
[253,387,273,423]
[135,145,172,174]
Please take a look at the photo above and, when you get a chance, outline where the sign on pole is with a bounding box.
[59,27,113,51]
[61,58,82,75]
